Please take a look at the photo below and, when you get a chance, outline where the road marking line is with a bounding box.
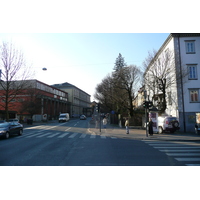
[58,132,70,138]
[17,131,36,138]
[160,150,200,152]
[65,128,71,131]
[166,153,200,156]
[100,136,106,139]
[111,137,117,139]
[68,132,79,138]
[26,131,47,138]
[154,147,200,149]
[47,132,61,138]
[90,134,96,138]
[24,125,46,130]
[37,132,51,138]
[79,134,87,138]
[148,144,200,147]
[175,158,200,162]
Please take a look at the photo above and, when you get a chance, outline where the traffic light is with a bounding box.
[143,101,147,108]
[143,101,153,109]
[148,101,153,108]
[96,103,100,113]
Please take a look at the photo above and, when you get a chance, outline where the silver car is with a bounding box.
[158,116,180,134]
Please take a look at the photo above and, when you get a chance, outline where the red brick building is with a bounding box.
[0,79,70,122]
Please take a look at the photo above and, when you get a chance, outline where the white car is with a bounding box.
[158,116,180,134]
[80,115,87,120]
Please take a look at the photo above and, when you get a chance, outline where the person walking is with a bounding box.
[148,118,153,136]
[102,117,107,129]
[125,118,129,134]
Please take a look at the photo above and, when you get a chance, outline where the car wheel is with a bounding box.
[5,132,10,139]
[158,127,163,134]
[18,129,23,136]
[173,122,179,128]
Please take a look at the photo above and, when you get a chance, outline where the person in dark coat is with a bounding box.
[148,118,153,136]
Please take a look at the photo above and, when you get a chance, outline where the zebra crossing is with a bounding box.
[20,129,117,140]
[143,140,200,166]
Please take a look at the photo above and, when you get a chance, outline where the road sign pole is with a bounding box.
[145,107,148,137]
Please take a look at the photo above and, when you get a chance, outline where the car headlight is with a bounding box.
[0,130,6,134]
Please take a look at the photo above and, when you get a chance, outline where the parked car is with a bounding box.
[0,122,23,139]
[158,116,180,134]
[9,118,19,123]
[0,120,6,123]
[80,115,87,120]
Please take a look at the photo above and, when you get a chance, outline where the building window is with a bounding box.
[188,64,198,79]
[190,90,199,102]
[185,40,195,54]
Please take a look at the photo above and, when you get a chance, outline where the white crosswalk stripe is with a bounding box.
[47,132,61,138]
[58,132,70,138]
[21,131,117,140]
[37,132,52,138]
[143,140,200,166]
[79,133,87,138]
[25,131,46,138]
[68,132,79,138]
[90,134,96,139]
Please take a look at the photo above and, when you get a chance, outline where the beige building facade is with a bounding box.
[52,82,91,117]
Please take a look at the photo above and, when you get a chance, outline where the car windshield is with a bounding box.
[168,117,177,122]
[9,119,18,122]
[0,123,9,128]
[60,114,66,117]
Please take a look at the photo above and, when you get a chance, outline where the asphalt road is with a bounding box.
[1,118,200,166]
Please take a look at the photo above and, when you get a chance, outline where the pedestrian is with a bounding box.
[103,117,107,129]
[125,118,129,134]
[95,117,99,129]
[148,118,153,136]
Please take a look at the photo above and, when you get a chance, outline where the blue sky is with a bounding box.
[0,33,170,100]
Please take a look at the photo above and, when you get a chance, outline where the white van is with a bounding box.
[59,113,70,123]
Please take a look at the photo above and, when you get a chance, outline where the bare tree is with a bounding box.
[0,41,33,120]
[144,49,188,114]
[19,88,43,119]
[113,65,142,116]
[94,65,142,117]
[94,74,118,112]
[142,49,157,72]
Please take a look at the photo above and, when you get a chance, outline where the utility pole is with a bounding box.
[143,91,153,137]
[96,103,101,132]
[143,90,148,137]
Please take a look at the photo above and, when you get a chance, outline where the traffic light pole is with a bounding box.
[145,107,148,137]
[96,103,101,133]
[99,113,101,133]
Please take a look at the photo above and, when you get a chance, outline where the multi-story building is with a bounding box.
[52,82,92,117]
[144,33,200,132]
[0,79,70,121]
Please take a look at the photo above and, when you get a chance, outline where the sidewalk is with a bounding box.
[88,122,200,141]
